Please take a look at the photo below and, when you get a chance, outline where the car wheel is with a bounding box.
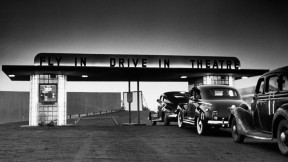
[196,116,207,135]
[151,121,157,126]
[178,111,185,128]
[164,115,170,126]
[277,120,288,156]
[148,111,152,120]
[231,117,245,143]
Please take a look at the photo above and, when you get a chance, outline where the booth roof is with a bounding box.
[2,65,269,82]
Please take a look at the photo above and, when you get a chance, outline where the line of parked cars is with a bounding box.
[148,66,288,156]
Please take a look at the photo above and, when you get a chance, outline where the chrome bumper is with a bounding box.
[167,114,177,118]
[207,120,229,125]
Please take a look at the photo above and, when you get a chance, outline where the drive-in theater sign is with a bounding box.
[35,53,240,70]
[2,53,268,126]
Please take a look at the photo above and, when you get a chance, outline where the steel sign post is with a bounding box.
[128,81,132,124]
[137,80,140,125]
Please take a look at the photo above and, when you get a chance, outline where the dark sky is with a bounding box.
[0,0,288,91]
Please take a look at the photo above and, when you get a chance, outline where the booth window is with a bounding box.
[39,84,57,103]
[203,76,230,85]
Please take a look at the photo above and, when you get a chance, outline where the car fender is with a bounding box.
[272,104,288,138]
[228,113,234,126]
[191,106,202,123]
[196,106,205,114]
[238,103,250,111]
[229,106,237,125]
[229,106,254,135]
[229,103,249,124]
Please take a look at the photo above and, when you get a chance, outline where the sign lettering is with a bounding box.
[34,53,241,70]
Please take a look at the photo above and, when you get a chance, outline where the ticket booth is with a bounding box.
[29,74,67,126]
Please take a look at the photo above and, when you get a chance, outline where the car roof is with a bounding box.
[262,66,288,76]
[196,85,239,92]
[197,85,236,89]
[163,91,188,95]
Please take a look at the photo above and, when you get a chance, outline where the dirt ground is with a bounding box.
[0,110,287,162]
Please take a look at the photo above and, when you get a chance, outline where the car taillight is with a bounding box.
[212,111,218,120]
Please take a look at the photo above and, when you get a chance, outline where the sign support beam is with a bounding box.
[128,81,131,124]
[137,80,140,125]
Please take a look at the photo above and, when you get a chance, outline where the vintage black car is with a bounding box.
[148,91,189,126]
[177,85,246,135]
[230,66,288,155]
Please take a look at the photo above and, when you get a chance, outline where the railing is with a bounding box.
[66,109,123,119]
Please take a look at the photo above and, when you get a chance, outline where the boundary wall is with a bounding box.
[0,91,121,124]
[0,91,29,124]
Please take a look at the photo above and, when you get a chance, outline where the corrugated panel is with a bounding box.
[0,91,29,124]
[67,92,121,115]
[0,91,121,124]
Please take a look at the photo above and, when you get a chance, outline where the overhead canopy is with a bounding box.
[2,65,268,82]
[2,53,269,81]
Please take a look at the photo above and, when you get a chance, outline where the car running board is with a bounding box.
[244,130,272,140]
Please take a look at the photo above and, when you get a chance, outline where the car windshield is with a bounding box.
[201,88,241,100]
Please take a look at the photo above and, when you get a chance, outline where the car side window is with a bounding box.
[280,75,288,91]
[227,90,237,96]
[267,75,279,93]
[255,78,265,94]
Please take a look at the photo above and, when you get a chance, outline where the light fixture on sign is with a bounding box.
[8,74,15,77]
[82,75,88,78]
[181,76,187,79]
